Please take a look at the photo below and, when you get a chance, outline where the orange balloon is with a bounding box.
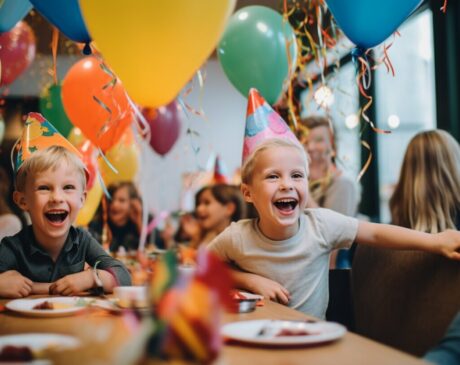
[62,56,133,152]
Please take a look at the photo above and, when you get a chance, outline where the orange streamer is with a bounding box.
[51,27,59,84]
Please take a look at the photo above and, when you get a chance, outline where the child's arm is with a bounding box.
[356,221,460,260]
[48,268,117,296]
[230,268,291,305]
[0,270,32,298]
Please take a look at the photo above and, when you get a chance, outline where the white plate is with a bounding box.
[6,297,88,317]
[0,333,80,364]
[221,319,346,345]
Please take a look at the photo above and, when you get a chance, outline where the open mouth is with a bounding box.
[44,210,68,223]
[274,198,298,212]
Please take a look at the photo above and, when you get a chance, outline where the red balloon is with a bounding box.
[143,101,181,156]
[0,21,36,86]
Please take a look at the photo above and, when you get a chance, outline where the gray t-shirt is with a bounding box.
[209,208,358,319]
[322,173,360,217]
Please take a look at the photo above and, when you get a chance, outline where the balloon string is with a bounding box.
[51,27,59,85]
[441,0,448,12]
[356,56,391,135]
[97,146,118,175]
[181,70,207,119]
[357,139,372,182]
[127,95,151,142]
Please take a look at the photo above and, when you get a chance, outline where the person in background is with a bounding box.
[188,184,246,248]
[297,115,360,268]
[89,181,143,254]
[390,129,460,232]
[0,166,22,241]
[424,311,460,365]
[0,113,130,298]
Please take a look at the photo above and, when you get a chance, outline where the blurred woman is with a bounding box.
[390,129,460,232]
[297,115,360,267]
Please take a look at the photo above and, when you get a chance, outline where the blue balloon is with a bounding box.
[0,0,32,33]
[325,0,423,49]
[30,0,91,52]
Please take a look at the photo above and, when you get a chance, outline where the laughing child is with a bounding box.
[0,113,131,298]
[208,89,460,319]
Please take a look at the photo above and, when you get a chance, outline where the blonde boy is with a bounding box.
[0,144,131,298]
[209,137,460,319]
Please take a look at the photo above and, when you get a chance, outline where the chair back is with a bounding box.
[352,245,460,356]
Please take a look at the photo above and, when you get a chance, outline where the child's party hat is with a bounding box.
[242,88,301,164]
[213,155,228,184]
[13,112,89,178]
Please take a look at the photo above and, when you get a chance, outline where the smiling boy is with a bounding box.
[0,113,130,298]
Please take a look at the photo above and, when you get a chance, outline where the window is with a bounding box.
[375,9,436,222]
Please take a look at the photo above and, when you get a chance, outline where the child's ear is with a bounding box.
[80,190,87,207]
[13,191,28,211]
[240,183,253,203]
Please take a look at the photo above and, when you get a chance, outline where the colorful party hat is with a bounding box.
[212,155,228,184]
[14,112,89,179]
[242,88,302,164]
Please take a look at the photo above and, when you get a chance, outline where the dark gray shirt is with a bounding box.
[0,225,131,285]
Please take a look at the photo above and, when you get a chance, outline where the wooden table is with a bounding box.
[0,297,429,365]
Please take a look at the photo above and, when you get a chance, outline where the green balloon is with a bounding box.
[217,6,298,104]
[39,83,73,137]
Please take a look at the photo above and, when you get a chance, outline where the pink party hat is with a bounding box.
[242,88,301,164]
[14,112,89,181]
[213,155,228,184]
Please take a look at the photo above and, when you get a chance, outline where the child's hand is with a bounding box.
[49,271,93,296]
[247,275,291,305]
[436,230,460,260]
[0,270,32,298]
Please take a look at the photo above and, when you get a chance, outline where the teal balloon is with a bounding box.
[326,0,422,49]
[39,84,73,137]
[217,6,297,105]
[0,0,32,33]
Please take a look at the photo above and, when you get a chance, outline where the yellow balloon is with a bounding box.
[76,178,102,227]
[80,0,236,107]
[68,127,86,147]
[99,129,139,185]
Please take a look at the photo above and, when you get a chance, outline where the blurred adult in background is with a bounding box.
[390,129,460,231]
[0,166,22,241]
[89,181,142,253]
[297,115,360,268]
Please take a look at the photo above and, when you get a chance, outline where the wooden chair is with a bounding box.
[352,245,460,356]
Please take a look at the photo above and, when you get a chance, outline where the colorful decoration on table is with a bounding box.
[29,0,92,54]
[61,56,133,152]
[218,6,298,105]
[98,129,139,185]
[325,0,422,50]
[39,83,73,137]
[212,155,229,184]
[142,101,181,157]
[79,0,236,108]
[147,249,234,363]
[0,21,35,87]
[13,112,83,174]
[242,88,302,164]
[0,0,32,33]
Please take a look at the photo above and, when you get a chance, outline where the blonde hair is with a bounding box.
[390,130,460,233]
[241,138,308,184]
[15,146,87,192]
